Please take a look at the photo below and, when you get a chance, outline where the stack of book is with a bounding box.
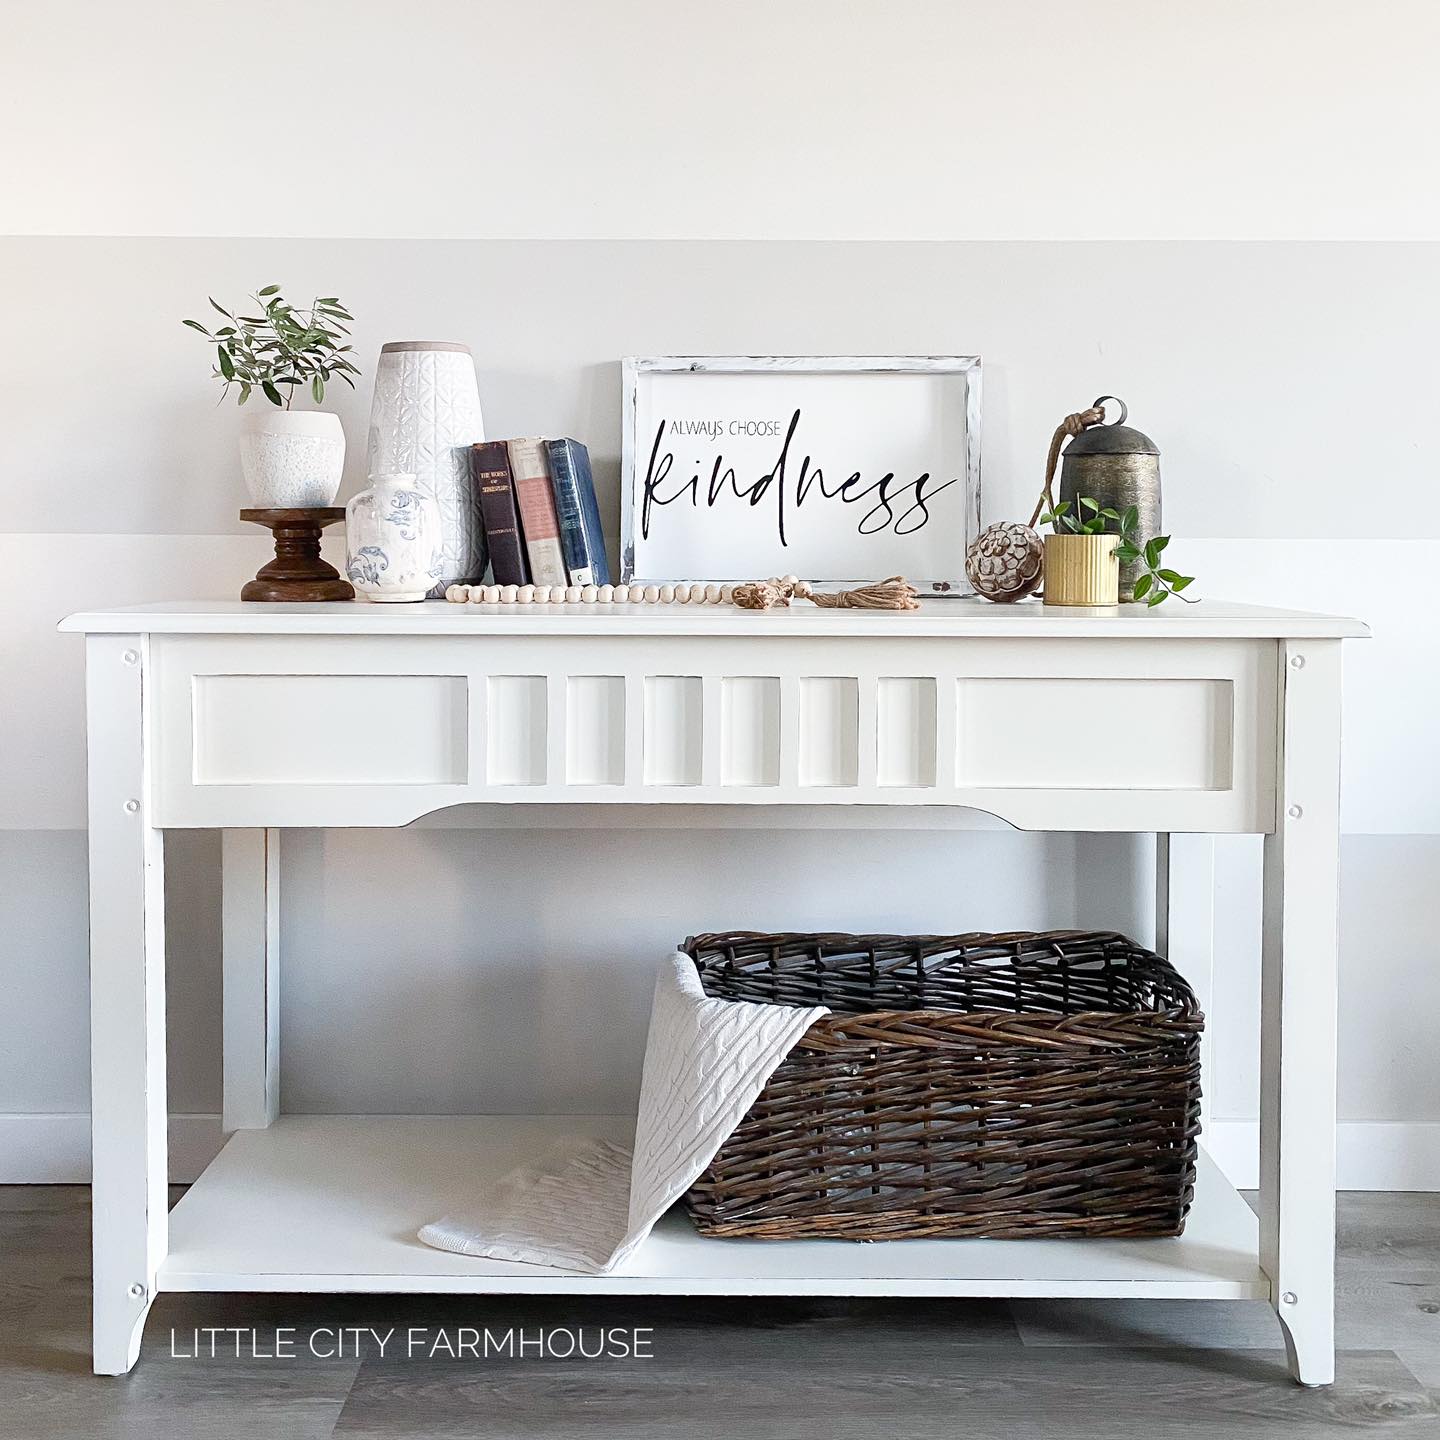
[469,438,611,588]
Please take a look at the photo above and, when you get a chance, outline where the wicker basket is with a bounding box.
[683,930,1202,1241]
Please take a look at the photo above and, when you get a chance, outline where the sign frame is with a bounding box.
[620,355,982,594]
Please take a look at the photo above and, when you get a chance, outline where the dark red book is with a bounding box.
[469,441,531,586]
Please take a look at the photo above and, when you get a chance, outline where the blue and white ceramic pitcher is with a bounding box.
[345,473,444,603]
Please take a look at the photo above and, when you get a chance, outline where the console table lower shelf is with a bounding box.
[162,1114,1265,1301]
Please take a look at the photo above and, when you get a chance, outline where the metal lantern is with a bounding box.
[1058,396,1161,601]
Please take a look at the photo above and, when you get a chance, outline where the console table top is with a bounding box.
[61,597,1368,640]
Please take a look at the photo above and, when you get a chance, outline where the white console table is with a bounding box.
[61,598,1365,1382]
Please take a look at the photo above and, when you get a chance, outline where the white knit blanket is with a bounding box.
[418,951,828,1273]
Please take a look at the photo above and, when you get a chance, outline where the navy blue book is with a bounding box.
[546,438,611,586]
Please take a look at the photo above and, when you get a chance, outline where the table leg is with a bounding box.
[87,635,168,1375]
[1260,639,1342,1385]
[222,828,281,1130]
[1155,833,1217,1137]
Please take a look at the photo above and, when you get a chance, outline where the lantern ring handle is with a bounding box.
[1091,395,1128,426]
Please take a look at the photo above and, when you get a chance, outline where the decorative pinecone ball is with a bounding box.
[965,522,1044,603]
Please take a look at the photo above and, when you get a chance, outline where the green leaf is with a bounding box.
[1147,591,1167,607]
[1144,537,1162,568]
[261,380,284,406]
[217,346,235,380]
[238,382,251,405]
[1080,497,1100,513]
[1153,534,1170,553]
[311,375,324,404]
[258,283,282,296]
[182,318,210,333]
[1132,574,1153,599]
[1158,568,1183,583]
[1172,575,1195,591]
[1122,505,1138,532]
[208,297,233,319]
[1114,544,1140,562]
[1100,508,1120,521]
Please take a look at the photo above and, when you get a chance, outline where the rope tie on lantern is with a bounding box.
[1027,405,1107,528]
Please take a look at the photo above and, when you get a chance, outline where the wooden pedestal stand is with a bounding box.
[239,508,354,602]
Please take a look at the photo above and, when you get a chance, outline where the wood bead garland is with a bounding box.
[444,581,738,606]
[444,574,921,611]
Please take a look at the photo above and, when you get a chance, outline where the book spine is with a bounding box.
[567,440,611,587]
[506,438,569,587]
[547,438,598,586]
[469,441,531,587]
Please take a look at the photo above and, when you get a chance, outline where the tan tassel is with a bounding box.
[732,575,920,611]
[796,576,920,610]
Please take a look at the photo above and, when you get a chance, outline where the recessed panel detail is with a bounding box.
[799,677,859,787]
[567,676,625,785]
[876,677,938,787]
[194,674,467,785]
[644,676,703,786]
[957,677,1234,790]
[486,675,547,786]
[720,677,781,787]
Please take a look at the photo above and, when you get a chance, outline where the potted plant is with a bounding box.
[1038,499,1194,607]
[184,286,361,507]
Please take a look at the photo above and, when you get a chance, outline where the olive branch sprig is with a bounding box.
[183,285,360,408]
[1038,498,1196,606]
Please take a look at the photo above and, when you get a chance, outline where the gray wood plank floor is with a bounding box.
[1,1185,1436,1438]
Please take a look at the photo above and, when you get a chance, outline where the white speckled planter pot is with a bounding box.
[238,409,346,507]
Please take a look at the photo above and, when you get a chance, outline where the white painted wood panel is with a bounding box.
[643,676,702,787]
[220,829,279,1130]
[85,634,167,1373]
[566,677,625,786]
[143,629,1279,832]
[193,674,467,785]
[160,1115,1266,1300]
[485,676,546,786]
[876,677,938,788]
[1260,640,1344,1385]
[957,678,1233,790]
[798,677,859,788]
[720,676,780,787]
[63,599,1367,639]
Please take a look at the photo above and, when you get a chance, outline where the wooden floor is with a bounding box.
[2,1186,1437,1439]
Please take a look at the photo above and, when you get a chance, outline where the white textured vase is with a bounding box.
[345,473,444,603]
[366,342,485,595]
[238,409,345,507]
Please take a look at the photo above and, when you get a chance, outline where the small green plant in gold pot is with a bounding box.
[1039,499,1194,607]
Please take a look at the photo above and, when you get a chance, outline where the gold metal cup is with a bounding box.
[1042,534,1120,606]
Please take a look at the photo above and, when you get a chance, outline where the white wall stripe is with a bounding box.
[0,1114,224,1186]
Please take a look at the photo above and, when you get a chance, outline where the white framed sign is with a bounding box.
[620,356,982,594]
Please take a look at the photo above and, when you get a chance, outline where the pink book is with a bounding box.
[506,437,568,586]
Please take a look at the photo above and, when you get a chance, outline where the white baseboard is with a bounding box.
[5,1112,1439,1191]
[0,1113,224,1183]
[1207,1119,1440,1191]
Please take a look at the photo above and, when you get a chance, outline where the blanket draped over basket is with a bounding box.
[420,931,1201,1267]
[418,952,829,1273]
